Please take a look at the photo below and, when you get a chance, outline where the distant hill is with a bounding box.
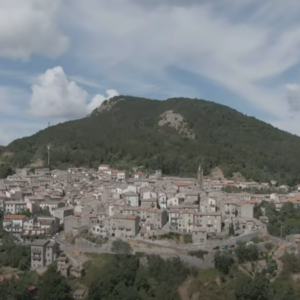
[2,95,300,184]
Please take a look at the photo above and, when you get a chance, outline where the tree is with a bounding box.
[254,203,263,219]
[264,242,274,251]
[214,250,234,275]
[37,264,71,300]
[0,164,13,179]
[235,275,273,300]
[0,277,31,300]
[275,286,297,300]
[17,209,32,218]
[228,222,235,236]
[111,239,133,255]
[6,95,300,184]
[235,242,259,263]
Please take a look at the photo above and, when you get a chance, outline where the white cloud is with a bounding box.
[68,75,103,89]
[62,0,300,133]
[28,66,118,118]
[0,0,69,60]
[87,89,119,112]
[285,84,300,113]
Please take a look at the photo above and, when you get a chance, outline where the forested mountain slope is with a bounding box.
[2,96,300,184]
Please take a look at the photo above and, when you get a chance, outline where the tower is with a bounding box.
[197,165,203,187]
[155,170,162,180]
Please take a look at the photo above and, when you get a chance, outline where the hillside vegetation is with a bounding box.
[2,96,300,184]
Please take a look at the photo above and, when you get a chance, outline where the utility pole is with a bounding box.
[47,145,51,166]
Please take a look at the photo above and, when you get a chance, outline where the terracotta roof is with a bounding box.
[4,214,26,220]
[174,182,191,187]
[248,200,260,204]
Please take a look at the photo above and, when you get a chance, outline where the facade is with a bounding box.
[5,201,27,214]
[140,198,157,209]
[3,214,27,237]
[98,164,110,171]
[138,208,168,229]
[192,228,207,244]
[30,240,59,270]
[116,170,129,181]
[107,215,139,238]
[40,201,65,216]
[177,210,195,234]
[123,192,139,207]
[22,217,60,238]
[53,207,74,224]
[194,212,222,233]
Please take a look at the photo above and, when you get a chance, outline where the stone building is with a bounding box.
[30,240,59,270]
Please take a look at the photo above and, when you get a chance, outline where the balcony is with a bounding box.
[32,248,42,254]
[32,256,41,261]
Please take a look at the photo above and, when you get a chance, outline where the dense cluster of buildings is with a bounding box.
[1,164,300,269]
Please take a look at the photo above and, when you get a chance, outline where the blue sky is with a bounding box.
[1,0,300,145]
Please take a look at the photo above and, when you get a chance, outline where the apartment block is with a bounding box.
[30,240,59,270]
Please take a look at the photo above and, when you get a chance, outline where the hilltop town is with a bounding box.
[1,164,300,272]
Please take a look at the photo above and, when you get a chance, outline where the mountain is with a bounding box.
[2,95,300,184]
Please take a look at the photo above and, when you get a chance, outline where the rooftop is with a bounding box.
[30,239,50,247]
[3,214,26,220]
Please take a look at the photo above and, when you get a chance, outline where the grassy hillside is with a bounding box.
[2,96,300,184]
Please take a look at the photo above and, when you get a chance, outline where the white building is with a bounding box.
[5,201,27,214]
[123,192,139,207]
[3,214,27,237]
[98,164,110,171]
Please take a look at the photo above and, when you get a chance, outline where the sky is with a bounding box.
[1,0,300,145]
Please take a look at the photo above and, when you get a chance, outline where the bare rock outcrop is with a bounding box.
[158,110,195,139]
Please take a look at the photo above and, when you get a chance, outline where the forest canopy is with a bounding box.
[2,96,300,184]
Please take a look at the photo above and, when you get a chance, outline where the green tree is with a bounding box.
[235,275,273,300]
[0,164,13,179]
[111,239,133,255]
[228,222,235,236]
[0,277,31,300]
[275,286,297,300]
[17,209,32,218]
[264,242,274,251]
[214,250,234,275]
[37,264,71,300]
[235,242,259,263]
